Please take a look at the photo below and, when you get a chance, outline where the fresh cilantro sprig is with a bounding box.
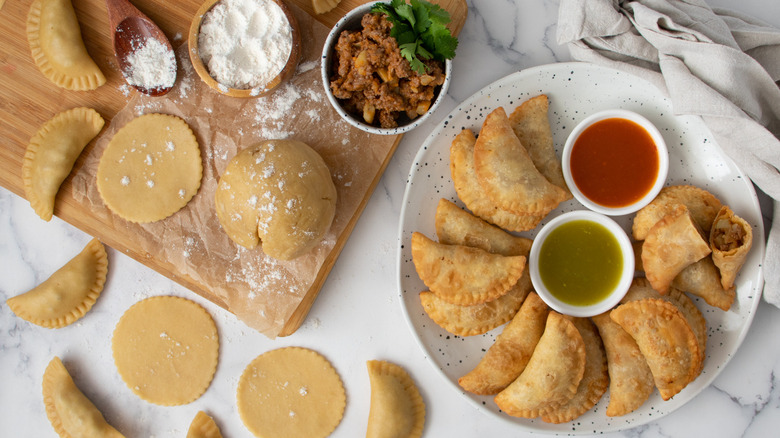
[371,0,458,74]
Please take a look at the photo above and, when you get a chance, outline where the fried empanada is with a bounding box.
[42,357,124,438]
[710,205,752,289]
[541,318,608,424]
[435,198,532,257]
[610,299,700,400]
[420,264,531,337]
[7,238,107,328]
[632,185,722,240]
[591,312,654,417]
[622,278,707,373]
[27,0,106,91]
[634,242,736,310]
[642,205,711,294]
[366,360,425,438]
[187,411,223,438]
[458,292,548,395]
[22,107,105,221]
[473,107,568,216]
[450,129,543,231]
[411,232,525,305]
[494,312,586,418]
[508,94,571,199]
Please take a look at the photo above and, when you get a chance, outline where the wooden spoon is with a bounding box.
[106,0,177,96]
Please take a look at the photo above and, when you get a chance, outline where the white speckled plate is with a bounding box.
[397,62,765,434]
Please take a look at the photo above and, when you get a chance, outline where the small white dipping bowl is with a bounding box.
[321,1,453,135]
[529,210,634,317]
[562,109,669,216]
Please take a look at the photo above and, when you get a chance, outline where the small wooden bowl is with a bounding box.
[188,0,302,98]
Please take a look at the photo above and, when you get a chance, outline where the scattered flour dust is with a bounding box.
[197,0,293,89]
[123,37,177,89]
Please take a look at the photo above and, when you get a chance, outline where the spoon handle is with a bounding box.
[105,0,146,31]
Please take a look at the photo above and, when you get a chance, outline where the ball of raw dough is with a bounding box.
[215,140,337,260]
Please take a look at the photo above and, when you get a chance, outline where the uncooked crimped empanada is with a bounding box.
[473,107,567,216]
[632,185,722,240]
[187,411,223,438]
[494,312,586,418]
[27,0,106,91]
[42,357,124,438]
[642,205,711,294]
[312,0,341,14]
[610,298,700,401]
[420,263,531,337]
[508,94,571,199]
[710,205,752,289]
[450,129,543,232]
[591,312,654,417]
[366,360,425,438]
[23,107,105,221]
[411,232,525,305]
[7,238,107,328]
[458,292,548,395]
[541,317,608,424]
[435,198,532,257]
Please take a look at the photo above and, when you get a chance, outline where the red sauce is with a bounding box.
[570,118,659,208]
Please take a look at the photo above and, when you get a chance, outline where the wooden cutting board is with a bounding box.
[0,0,466,336]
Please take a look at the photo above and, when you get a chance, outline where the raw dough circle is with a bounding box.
[112,296,219,406]
[215,139,337,260]
[97,113,202,223]
[237,347,346,438]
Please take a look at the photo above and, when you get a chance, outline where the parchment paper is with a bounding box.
[70,5,393,338]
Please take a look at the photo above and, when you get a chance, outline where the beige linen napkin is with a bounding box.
[557,0,780,307]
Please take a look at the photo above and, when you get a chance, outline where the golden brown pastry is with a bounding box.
[42,357,124,438]
[494,312,586,418]
[709,205,752,289]
[366,360,425,438]
[458,292,548,395]
[27,0,106,90]
[632,185,722,240]
[473,107,567,216]
[7,238,107,328]
[22,107,104,221]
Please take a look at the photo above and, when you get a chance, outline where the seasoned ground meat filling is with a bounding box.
[330,13,446,129]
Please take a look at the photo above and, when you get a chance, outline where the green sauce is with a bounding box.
[538,220,623,306]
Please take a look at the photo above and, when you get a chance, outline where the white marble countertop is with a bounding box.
[2,0,779,437]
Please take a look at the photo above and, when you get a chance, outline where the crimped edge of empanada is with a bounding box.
[27,0,106,91]
[22,107,105,221]
[187,411,223,438]
[632,184,722,240]
[366,360,425,438]
[312,0,341,14]
[7,238,107,328]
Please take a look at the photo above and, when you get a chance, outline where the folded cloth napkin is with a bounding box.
[557,0,780,307]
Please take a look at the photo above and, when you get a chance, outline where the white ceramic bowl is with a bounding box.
[529,210,634,317]
[562,109,669,216]
[320,1,453,135]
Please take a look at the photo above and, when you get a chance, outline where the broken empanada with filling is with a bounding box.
[366,360,425,438]
[420,264,531,337]
[23,107,105,221]
[632,185,722,240]
[42,357,124,438]
[473,107,567,216]
[494,312,586,418]
[27,0,106,90]
[508,94,571,199]
[411,232,525,306]
[450,129,544,232]
[710,205,752,289]
[591,312,654,417]
[435,198,532,257]
[187,411,223,438]
[642,205,711,294]
[7,238,107,328]
[610,298,700,400]
[541,318,608,424]
[458,292,548,395]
